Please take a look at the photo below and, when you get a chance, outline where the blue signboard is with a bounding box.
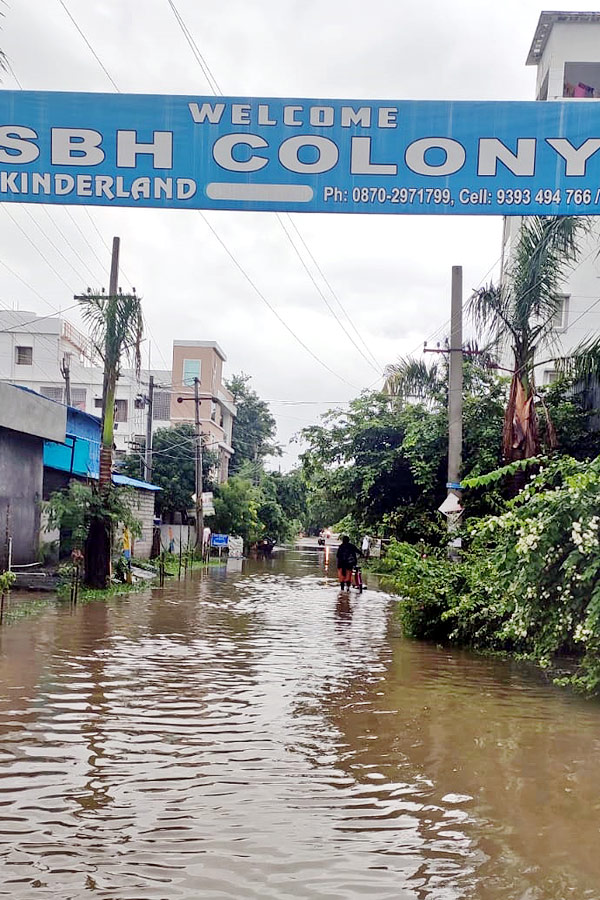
[210,534,229,548]
[2,90,600,215]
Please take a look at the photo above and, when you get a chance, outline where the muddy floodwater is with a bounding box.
[1,548,600,899]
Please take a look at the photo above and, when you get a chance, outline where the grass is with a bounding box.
[0,552,229,628]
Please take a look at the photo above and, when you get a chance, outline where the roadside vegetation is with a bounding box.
[299,215,600,695]
[29,215,600,695]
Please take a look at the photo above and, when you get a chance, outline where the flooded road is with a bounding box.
[1,548,600,899]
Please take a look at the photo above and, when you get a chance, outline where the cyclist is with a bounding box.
[336,535,360,592]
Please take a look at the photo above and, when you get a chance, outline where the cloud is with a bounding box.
[0,0,576,468]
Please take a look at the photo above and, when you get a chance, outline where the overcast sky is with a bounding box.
[0,1,588,468]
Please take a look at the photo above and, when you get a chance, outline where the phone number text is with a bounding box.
[322,186,600,207]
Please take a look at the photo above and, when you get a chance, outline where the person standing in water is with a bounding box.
[336,535,359,592]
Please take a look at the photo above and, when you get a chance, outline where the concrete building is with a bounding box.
[501,11,600,381]
[0,382,66,567]
[0,310,149,456]
[169,340,236,482]
[0,312,236,480]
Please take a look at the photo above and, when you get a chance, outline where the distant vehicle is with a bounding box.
[258,538,275,558]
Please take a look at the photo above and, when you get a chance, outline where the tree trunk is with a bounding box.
[503,374,540,462]
[84,507,111,588]
[100,372,116,489]
[503,373,540,496]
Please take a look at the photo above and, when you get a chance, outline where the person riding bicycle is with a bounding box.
[336,535,360,592]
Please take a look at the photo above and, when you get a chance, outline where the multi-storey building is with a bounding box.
[0,309,147,455]
[169,341,236,483]
[500,11,600,381]
[0,311,236,480]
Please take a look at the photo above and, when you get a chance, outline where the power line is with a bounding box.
[4,58,22,89]
[165,0,221,93]
[165,0,366,389]
[2,205,75,294]
[0,255,57,309]
[20,205,101,287]
[0,302,80,334]
[275,213,381,375]
[60,208,109,281]
[197,210,359,388]
[283,214,383,370]
[58,0,120,91]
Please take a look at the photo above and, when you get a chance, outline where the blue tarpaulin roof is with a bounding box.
[10,385,160,491]
[113,473,161,492]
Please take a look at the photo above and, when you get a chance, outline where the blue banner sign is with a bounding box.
[2,90,600,215]
[210,534,229,548]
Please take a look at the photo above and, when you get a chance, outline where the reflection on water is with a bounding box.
[0,549,599,898]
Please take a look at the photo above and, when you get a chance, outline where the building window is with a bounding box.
[94,398,103,409]
[15,345,33,365]
[182,358,201,386]
[41,386,64,402]
[70,388,86,411]
[553,295,569,332]
[564,62,600,98]
[114,399,128,422]
[153,390,171,420]
[544,370,558,385]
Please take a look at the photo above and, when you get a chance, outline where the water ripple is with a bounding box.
[0,552,599,898]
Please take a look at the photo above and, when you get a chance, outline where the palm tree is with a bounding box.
[384,345,495,407]
[384,356,445,406]
[80,290,144,485]
[78,289,143,586]
[468,215,587,464]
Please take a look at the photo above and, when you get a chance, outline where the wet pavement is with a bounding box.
[0,547,599,899]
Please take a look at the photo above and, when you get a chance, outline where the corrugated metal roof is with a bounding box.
[112,473,161,492]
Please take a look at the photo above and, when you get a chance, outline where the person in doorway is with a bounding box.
[361,535,370,560]
[336,535,359,592]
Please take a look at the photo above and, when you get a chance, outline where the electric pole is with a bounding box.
[145,374,154,482]
[447,265,463,556]
[60,354,71,406]
[194,376,204,548]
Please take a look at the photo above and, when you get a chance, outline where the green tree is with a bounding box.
[77,288,143,586]
[300,362,509,543]
[211,476,262,546]
[301,392,424,539]
[258,470,308,542]
[45,482,142,577]
[469,215,587,464]
[119,424,218,519]
[226,373,280,474]
[268,470,308,523]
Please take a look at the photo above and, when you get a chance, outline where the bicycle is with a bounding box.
[352,565,364,593]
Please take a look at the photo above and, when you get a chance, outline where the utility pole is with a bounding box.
[194,376,204,548]
[447,265,463,556]
[60,354,71,406]
[145,374,154,482]
[98,236,120,488]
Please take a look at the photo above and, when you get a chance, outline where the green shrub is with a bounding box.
[375,455,600,695]
[376,542,459,641]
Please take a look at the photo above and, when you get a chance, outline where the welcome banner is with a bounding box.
[1,91,600,215]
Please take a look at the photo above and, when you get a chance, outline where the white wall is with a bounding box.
[537,23,600,99]
[501,21,600,378]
